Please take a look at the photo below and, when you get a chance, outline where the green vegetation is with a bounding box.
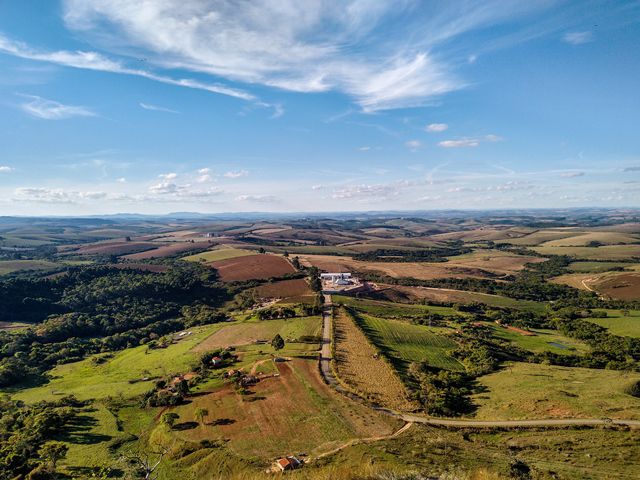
[584,309,640,338]
[484,323,591,356]
[334,295,459,317]
[0,259,60,275]
[473,362,640,420]
[568,261,632,273]
[352,312,463,372]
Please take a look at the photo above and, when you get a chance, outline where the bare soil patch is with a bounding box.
[255,278,312,299]
[210,254,295,281]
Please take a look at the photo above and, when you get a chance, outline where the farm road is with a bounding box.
[319,295,640,429]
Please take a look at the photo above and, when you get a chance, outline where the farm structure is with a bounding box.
[320,272,365,294]
[275,456,302,472]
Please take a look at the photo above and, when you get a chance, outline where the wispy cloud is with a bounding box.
[0,33,253,100]
[224,170,249,179]
[235,194,277,203]
[139,102,179,114]
[0,166,14,173]
[58,1,560,112]
[405,140,422,151]
[18,94,95,120]
[560,171,585,178]
[438,134,503,148]
[13,187,107,203]
[563,31,593,45]
[425,123,448,133]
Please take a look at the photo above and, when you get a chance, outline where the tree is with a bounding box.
[271,333,285,351]
[258,247,266,254]
[161,412,179,429]
[194,407,209,426]
[121,446,168,480]
[38,442,68,469]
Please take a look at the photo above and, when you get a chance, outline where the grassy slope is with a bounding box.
[472,362,640,421]
[485,323,591,355]
[584,309,640,338]
[0,259,60,274]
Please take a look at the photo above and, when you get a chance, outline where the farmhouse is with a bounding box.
[211,356,223,367]
[320,271,365,294]
[275,456,302,472]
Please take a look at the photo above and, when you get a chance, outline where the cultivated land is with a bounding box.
[333,308,416,411]
[473,362,640,421]
[210,253,295,281]
[3,211,640,479]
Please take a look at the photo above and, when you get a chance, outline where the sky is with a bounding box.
[0,0,639,215]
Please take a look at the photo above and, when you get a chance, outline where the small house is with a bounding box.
[275,456,302,472]
[211,356,223,367]
[239,375,258,387]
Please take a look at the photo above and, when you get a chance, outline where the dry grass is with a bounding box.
[541,231,640,247]
[70,240,157,256]
[123,242,206,260]
[210,254,295,281]
[333,308,415,412]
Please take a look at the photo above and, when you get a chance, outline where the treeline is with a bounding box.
[0,264,230,387]
[353,244,472,263]
[0,395,87,479]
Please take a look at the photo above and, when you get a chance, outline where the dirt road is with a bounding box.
[319,295,640,429]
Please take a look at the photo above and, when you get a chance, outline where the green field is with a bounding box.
[0,259,60,275]
[485,323,590,355]
[333,295,460,318]
[473,362,640,421]
[353,313,463,372]
[9,323,227,404]
[183,247,255,263]
[533,244,640,260]
[568,261,635,273]
[584,310,640,338]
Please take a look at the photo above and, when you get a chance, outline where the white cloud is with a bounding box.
[331,181,412,200]
[19,95,95,120]
[563,31,593,45]
[116,177,126,183]
[235,194,277,203]
[139,102,179,114]
[358,146,371,151]
[311,184,324,190]
[197,174,212,183]
[560,171,585,178]
[198,168,212,175]
[158,172,177,180]
[0,166,14,173]
[405,140,422,151]
[224,170,249,179]
[425,123,448,132]
[59,0,552,112]
[438,134,502,148]
[0,33,253,101]
[13,187,107,203]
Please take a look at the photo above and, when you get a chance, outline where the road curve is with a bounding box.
[318,295,640,429]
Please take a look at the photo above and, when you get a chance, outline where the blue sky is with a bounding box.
[0,0,639,215]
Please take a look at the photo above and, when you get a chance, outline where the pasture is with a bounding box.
[210,254,295,281]
[472,362,640,421]
[192,316,321,352]
[540,231,640,247]
[255,278,313,300]
[0,259,59,275]
[595,272,640,300]
[10,323,225,404]
[182,247,255,263]
[484,323,590,355]
[70,240,158,256]
[532,244,640,260]
[122,242,206,260]
[333,308,415,411]
[161,359,400,460]
[354,313,463,372]
[584,310,640,338]
[333,295,459,318]
[568,261,632,272]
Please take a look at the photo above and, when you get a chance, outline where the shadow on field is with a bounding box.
[61,411,113,445]
[172,421,199,431]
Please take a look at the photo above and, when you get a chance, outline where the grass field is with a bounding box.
[333,308,415,411]
[541,231,640,247]
[584,310,640,337]
[10,323,226,404]
[210,254,295,281]
[353,313,463,372]
[182,247,255,263]
[595,272,640,299]
[122,242,206,260]
[333,295,460,318]
[0,259,60,275]
[192,316,321,352]
[568,261,633,273]
[484,323,590,355]
[472,362,640,421]
[532,244,640,260]
[71,241,158,256]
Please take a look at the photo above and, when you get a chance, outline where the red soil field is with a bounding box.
[210,254,295,282]
[255,278,312,299]
[123,242,206,260]
[72,241,157,256]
